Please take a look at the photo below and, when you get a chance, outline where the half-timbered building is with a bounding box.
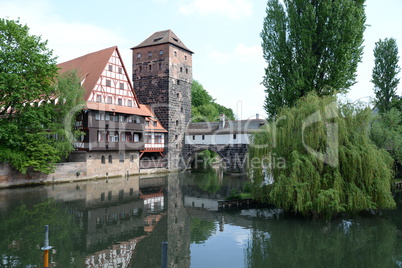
[58,46,167,177]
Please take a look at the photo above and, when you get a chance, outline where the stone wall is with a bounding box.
[0,150,143,188]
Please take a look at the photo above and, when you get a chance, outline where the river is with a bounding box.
[1,170,402,267]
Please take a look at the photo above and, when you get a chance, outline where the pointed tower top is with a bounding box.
[131,29,193,54]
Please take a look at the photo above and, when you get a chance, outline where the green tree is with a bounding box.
[191,80,235,122]
[0,19,84,174]
[372,38,401,113]
[261,0,366,117]
[249,93,395,218]
[370,108,402,176]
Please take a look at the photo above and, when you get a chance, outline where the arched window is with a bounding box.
[101,155,105,164]
[108,155,112,163]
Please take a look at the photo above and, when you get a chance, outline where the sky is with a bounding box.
[1,0,401,120]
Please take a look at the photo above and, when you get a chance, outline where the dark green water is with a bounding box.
[1,171,402,267]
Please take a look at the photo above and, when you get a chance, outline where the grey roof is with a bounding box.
[186,119,267,135]
[131,29,193,54]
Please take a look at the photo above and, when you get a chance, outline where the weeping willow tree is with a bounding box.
[249,93,396,218]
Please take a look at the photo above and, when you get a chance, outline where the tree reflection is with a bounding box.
[192,167,221,194]
[0,199,83,267]
[190,218,217,244]
[245,217,402,267]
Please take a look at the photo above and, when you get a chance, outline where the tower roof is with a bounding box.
[131,29,193,54]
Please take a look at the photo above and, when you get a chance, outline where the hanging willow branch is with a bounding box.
[249,93,395,218]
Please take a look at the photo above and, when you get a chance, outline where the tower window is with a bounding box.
[137,53,141,59]
[159,63,162,70]
[159,50,163,55]
[176,120,179,126]
[148,51,152,57]
[139,66,142,72]
[175,135,178,140]
[149,65,152,71]
[177,80,180,85]
[186,68,188,74]
[180,67,183,72]
[174,51,177,57]
[185,55,187,60]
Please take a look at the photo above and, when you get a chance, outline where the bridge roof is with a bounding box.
[186,119,266,135]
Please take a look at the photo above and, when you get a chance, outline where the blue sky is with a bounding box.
[1,0,401,119]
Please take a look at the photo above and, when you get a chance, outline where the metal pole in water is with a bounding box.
[41,225,52,268]
[161,241,168,268]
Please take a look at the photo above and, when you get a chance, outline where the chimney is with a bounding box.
[219,114,225,129]
[256,113,259,119]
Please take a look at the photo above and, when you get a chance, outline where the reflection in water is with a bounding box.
[1,173,402,267]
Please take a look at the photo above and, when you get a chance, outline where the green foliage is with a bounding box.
[190,218,217,244]
[261,0,366,117]
[191,80,235,122]
[193,167,222,193]
[0,199,83,267]
[0,18,85,174]
[249,93,396,218]
[372,38,401,113]
[370,108,402,168]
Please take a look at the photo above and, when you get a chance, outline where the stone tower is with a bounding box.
[131,30,193,170]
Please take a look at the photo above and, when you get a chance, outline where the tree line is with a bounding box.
[250,0,401,218]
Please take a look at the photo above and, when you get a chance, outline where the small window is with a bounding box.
[149,65,152,71]
[130,188,134,195]
[175,135,178,140]
[120,83,124,90]
[127,100,133,107]
[101,155,105,164]
[108,65,113,71]
[119,152,124,163]
[176,120,179,126]
[202,135,205,140]
[139,66,142,72]
[95,112,100,120]
[130,155,134,162]
[159,50,163,55]
[186,68,188,74]
[134,133,140,142]
[192,135,195,140]
[181,107,183,112]
[180,67,183,72]
[118,67,122,74]
[159,63,162,70]
[107,96,112,104]
[106,80,111,87]
[108,155,112,163]
[108,191,112,200]
[177,80,180,85]
[148,51,152,57]
[233,134,237,139]
[137,53,141,59]
[96,95,102,103]
[118,98,123,106]
[185,55,187,60]
[174,51,177,57]
[177,93,180,98]
[101,192,105,201]
[153,121,157,127]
